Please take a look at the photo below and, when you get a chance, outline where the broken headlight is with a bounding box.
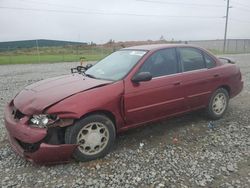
[29,114,58,128]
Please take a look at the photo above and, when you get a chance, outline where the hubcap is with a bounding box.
[77,122,109,155]
[212,93,227,115]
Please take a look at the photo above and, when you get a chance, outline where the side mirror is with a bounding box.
[132,72,152,83]
[218,57,236,64]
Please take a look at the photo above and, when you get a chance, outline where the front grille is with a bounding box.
[12,108,25,120]
[16,139,40,152]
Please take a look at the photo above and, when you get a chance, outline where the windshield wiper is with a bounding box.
[85,73,96,79]
[71,66,87,74]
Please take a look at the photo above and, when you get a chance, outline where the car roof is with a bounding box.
[123,43,197,51]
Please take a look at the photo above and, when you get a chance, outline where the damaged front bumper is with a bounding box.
[4,103,77,164]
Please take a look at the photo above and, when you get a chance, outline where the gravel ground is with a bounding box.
[0,55,250,188]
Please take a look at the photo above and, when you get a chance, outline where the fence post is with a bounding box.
[8,46,11,64]
[63,46,65,62]
[36,40,40,63]
[235,39,238,53]
[244,40,246,54]
[101,45,103,58]
[77,46,79,62]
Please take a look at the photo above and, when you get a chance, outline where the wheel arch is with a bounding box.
[65,110,117,161]
[79,110,117,131]
[217,85,231,97]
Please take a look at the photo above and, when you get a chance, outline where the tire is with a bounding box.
[65,114,116,162]
[206,88,229,120]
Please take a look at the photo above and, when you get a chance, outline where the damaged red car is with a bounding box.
[4,44,243,164]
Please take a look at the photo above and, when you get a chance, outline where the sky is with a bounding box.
[0,0,250,43]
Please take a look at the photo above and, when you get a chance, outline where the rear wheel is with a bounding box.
[206,88,229,120]
[65,114,116,162]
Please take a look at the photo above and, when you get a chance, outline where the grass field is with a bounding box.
[0,54,108,64]
[0,44,235,65]
[0,46,113,65]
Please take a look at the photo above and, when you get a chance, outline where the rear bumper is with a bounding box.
[4,103,77,164]
[231,81,244,98]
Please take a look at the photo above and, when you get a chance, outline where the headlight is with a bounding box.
[29,114,58,128]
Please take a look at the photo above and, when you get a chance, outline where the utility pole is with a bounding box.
[223,0,230,53]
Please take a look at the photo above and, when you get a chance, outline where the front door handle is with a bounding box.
[173,82,181,86]
[213,74,220,78]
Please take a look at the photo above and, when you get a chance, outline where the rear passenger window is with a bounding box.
[138,48,178,77]
[204,53,216,68]
[178,48,205,72]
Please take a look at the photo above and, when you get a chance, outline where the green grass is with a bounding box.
[0,46,113,65]
[0,54,108,65]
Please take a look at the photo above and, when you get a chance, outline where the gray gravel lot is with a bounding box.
[0,55,250,188]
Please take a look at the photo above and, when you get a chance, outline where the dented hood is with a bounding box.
[13,74,112,115]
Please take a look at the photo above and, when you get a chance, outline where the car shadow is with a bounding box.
[113,110,208,151]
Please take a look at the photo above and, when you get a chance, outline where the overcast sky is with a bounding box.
[0,0,250,43]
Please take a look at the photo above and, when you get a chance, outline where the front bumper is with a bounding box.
[4,103,77,164]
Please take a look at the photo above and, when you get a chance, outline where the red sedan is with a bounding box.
[4,44,243,164]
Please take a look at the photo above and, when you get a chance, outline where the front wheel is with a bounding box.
[65,114,116,162]
[206,88,229,120]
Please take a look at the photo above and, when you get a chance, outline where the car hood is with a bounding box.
[13,74,112,115]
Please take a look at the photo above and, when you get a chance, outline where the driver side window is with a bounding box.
[138,48,178,77]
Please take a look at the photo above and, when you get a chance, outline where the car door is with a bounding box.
[177,47,217,109]
[123,48,188,126]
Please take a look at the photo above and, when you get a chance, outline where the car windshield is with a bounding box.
[85,50,147,81]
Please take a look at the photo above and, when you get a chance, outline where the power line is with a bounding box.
[238,0,250,4]
[230,0,250,12]
[232,6,250,12]
[0,6,224,19]
[19,0,87,11]
[231,0,250,9]
[18,0,250,14]
[230,18,250,24]
[17,0,227,14]
[136,0,225,8]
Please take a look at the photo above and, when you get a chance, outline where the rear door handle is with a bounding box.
[173,82,181,86]
[213,74,220,78]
